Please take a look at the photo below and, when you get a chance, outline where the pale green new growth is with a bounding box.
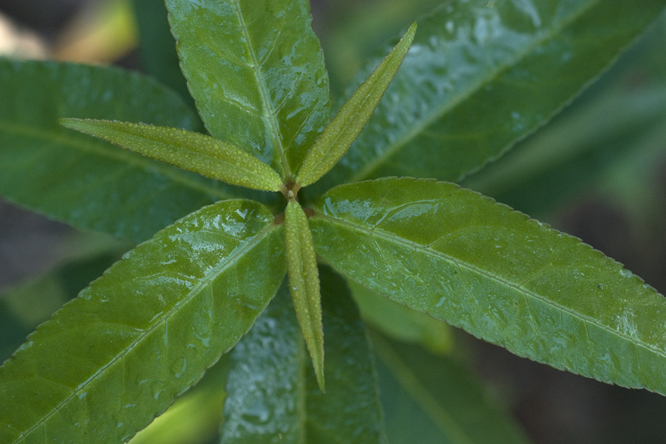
[285,200,325,391]
[295,22,417,187]
[59,119,283,192]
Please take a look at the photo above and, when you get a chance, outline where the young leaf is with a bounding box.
[165,0,330,178]
[0,200,286,444]
[373,333,531,444]
[310,178,666,395]
[0,59,277,242]
[285,200,325,391]
[221,268,386,444]
[305,0,666,198]
[295,22,416,187]
[60,119,283,192]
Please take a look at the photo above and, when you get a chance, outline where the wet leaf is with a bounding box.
[0,200,285,444]
[60,119,283,192]
[305,0,666,198]
[295,23,416,188]
[373,333,531,444]
[0,59,276,242]
[221,267,385,444]
[310,178,666,395]
[165,0,330,178]
[285,200,324,391]
[348,280,453,354]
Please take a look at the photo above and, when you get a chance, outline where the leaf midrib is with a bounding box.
[347,0,600,183]
[315,213,666,363]
[233,1,290,179]
[14,221,280,443]
[0,120,230,200]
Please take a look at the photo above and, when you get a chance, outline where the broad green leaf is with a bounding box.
[285,200,324,391]
[220,267,386,444]
[0,200,286,444]
[0,252,122,364]
[305,0,666,198]
[0,59,276,242]
[348,279,453,355]
[295,23,416,188]
[310,178,666,395]
[132,0,198,116]
[165,0,330,178]
[372,333,531,444]
[60,119,283,192]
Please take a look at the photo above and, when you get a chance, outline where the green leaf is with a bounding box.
[0,252,122,364]
[0,199,286,444]
[60,119,283,192]
[132,0,198,116]
[310,178,666,395]
[372,333,531,444]
[165,0,330,178]
[348,279,453,355]
[0,59,277,242]
[295,23,416,188]
[285,200,324,391]
[305,0,666,198]
[220,267,386,444]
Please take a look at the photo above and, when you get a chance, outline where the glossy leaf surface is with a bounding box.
[372,333,531,444]
[221,267,385,444]
[348,280,453,354]
[295,23,416,187]
[60,119,283,191]
[310,178,666,395]
[285,201,324,391]
[0,59,275,242]
[306,0,666,198]
[165,0,330,177]
[0,200,286,444]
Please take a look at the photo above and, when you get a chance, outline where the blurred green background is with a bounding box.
[1,1,666,443]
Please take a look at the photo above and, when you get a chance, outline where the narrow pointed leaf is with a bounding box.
[310,178,666,395]
[221,268,386,444]
[372,333,531,444]
[285,200,325,391]
[348,280,453,354]
[305,0,666,198]
[165,0,330,177]
[0,200,286,444]
[0,59,277,242]
[295,23,416,188]
[60,119,283,192]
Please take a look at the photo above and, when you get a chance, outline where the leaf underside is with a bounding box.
[0,200,285,444]
[221,267,385,444]
[311,178,666,395]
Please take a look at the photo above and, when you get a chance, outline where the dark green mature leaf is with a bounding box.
[372,333,531,444]
[295,23,416,188]
[306,0,666,198]
[348,280,453,354]
[165,0,330,178]
[285,201,324,391]
[0,200,285,444]
[310,178,666,395]
[221,267,386,444]
[0,59,275,242]
[60,119,283,192]
[132,0,197,115]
